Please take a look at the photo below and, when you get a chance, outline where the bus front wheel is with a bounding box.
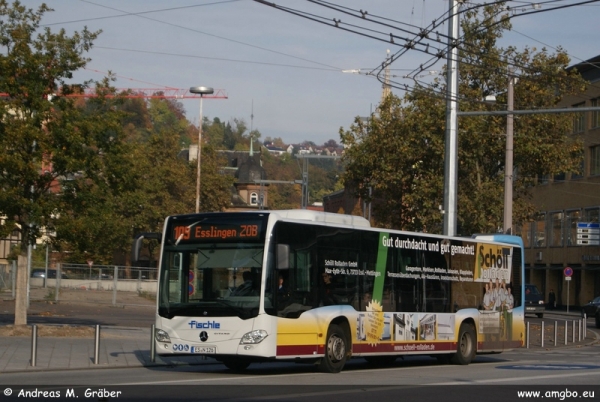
[451,323,476,365]
[319,324,348,373]
[221,358,251,372]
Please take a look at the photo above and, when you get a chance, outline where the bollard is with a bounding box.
[572,320,576,343]
[584,314,587,338]
[112,266,118,306]
[526,322,530,348]
[554,321,557,347]
[150,324,156,363]
[541,321,544,348]
[564,320,568,345]
[94,325,101,364]
[31,324,37,367]
[579,320,582,342]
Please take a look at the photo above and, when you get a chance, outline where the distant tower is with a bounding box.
[381,49,392,104]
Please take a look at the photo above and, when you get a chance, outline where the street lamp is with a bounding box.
[189,86,214,213]
[504,70,514,234]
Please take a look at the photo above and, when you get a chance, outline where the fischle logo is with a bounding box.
[188,320,220,329]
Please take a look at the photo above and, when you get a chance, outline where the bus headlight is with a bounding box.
[240,330,268,344]
[155,328,171,343]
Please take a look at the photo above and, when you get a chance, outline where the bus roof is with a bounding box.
[269,210,371,228]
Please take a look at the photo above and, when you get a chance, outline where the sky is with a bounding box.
[26,0,600,146]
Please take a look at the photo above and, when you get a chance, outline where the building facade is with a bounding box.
[515,55,600,309]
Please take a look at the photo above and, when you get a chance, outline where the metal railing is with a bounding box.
[1,262,157,306]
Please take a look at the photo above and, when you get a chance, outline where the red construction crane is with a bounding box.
[70,87,228,99]
[0,88,228,99]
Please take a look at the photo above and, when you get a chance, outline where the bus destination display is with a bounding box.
[173,223,261,242]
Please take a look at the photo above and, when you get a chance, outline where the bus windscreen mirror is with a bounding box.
[131,232,161,263]
[277,244,289,270]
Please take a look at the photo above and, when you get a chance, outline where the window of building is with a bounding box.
[592,98,600,129]
[572,102,585,133]
[566,209,581,246]
[553,172,565,182]
[591,145,600,176]
[549,211,563,247]
[572,157,584,180]
[250,192,258,205]
[516,222,532,248]
[585,207,600,223]
[533,213,546,248]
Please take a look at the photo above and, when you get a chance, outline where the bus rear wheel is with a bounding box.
[451,323,476,365]
[319,324,348,373]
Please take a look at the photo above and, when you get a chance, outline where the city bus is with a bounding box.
[132,210,525,373]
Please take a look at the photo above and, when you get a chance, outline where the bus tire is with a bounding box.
[221,358,251,372]
[451,323,476,365]
[319,324,348,373]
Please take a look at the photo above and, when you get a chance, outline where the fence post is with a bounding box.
[541,321,544,348]
[138,269,142,293]
[150,324,156,363]
[572,320,576,343]
[564,320,568,345]
[98,268,102,290]
[584,314,587,339]
[94,325,101,364]
[112,266,118,306]
[31,324,38,367]
[526,322,530,348]
[554,321,557,347]
[11,260,16,299]
[55,263,61,303]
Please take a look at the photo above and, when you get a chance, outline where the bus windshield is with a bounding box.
[157,213,268,320]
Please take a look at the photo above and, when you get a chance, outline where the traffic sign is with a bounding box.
[578,222,600,229]
[577,239,600,245]
[577,233,600,240]
[564,267,573,277]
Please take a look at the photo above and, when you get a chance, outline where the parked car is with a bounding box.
[581,296,600,328]
[31,269,68,279]
[90,273,113,280]
[525,284,545,318]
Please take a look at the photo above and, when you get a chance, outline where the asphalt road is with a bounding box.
[2,348,600,401]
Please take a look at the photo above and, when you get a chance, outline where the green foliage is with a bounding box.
[54,96,233,264]
[340,4,586,235]
[0,0,101,252]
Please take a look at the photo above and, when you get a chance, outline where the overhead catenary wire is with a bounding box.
[42,0,600,109]
[256,0,600,103]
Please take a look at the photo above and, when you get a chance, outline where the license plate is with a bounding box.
[526,307,535,311]
[192,346,216,354]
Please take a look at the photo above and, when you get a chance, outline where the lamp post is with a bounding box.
[504,70,514,234]
[189,86,214,213]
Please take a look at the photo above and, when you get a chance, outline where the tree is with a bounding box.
[54,96,234,265]
[0,1,107,324]
[340,4,586,235]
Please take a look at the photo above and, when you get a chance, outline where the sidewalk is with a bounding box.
[525,310,599,348]
[0,326,217,373]
[0,313,597,374]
